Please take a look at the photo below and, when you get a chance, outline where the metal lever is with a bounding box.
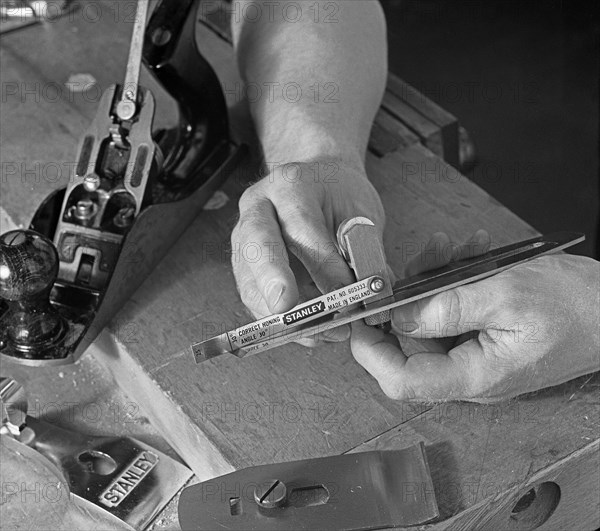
[116,0,149,121]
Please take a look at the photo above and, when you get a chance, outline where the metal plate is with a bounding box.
[178,444,439,530]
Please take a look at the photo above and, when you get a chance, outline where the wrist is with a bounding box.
[260,155,369,190]
[259,116,367,169]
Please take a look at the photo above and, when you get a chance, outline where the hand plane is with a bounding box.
[193,218,584,361]
[0,0,243,366]
[0,377,193,529]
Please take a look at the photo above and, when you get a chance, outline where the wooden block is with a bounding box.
[387,75,460,168]
[369,108,421,157]
[382,91,448,162]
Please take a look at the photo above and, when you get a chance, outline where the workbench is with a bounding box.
[1,3,598,530]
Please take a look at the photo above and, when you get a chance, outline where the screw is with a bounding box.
[83,174,100,192]
[113,207,135,228]
[74,199,96,219]
[71,199,97,226]
[151,27,172,47]
[369,277,385,293]
[254,479,287,509]
[116,100,136,121]
[76,199,94,216]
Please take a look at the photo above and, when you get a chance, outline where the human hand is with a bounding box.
[231,159,386,346]
[351,238,600,402]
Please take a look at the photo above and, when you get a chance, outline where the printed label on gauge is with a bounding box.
[226,276,381,350]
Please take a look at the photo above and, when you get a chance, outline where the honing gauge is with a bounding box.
[192,217,584,363]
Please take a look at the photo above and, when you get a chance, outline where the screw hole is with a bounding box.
[229,497,242,516]
[77,450,117,475]
[288,485,330,508]
[508,482,560,531]
[512,487,536,514]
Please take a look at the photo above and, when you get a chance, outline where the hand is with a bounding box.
[351,240,600,402]
[231,159,386,345]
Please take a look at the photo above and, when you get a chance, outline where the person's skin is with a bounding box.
[230,0,388,345]
[230,0,600,401]
[352,236,600,403]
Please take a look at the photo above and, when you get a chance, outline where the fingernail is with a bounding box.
[266,281,285,309]
[323,325,351,342]
[400,322,419,334]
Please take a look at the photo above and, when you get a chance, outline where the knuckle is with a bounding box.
[238,283,264,313]
[253,266,277,289]
[379,376,415,402]
[438,290,464,327]
[463,378,490,401]
[458,355,494,399]
[458,369,481,399]
[282,203,317,228]
[235,207,269,238]
[493,275,528,321]
[230,222,241,244]
[238,184,266,213]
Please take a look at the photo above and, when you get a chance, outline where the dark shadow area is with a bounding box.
[383,0,599,258]
[424,440,465,520]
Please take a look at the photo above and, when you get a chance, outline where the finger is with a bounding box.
[271,198,355,343]
[286,255,351,344]
[405,230,491,277]
[351,320,482,401]
[391,276,507,338]
[351,321,408,386]
[396,334,451,357]
[273,198,356,294]
[450,229,491,261]
[295,337,321,348]
[291,324,352,348]
[322,325,351,342]
[232,193,299,315]
[405,232,451,277]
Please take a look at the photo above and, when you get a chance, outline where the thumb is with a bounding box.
[277,207,355,294]
[278,208,356,343]
[391,278,505,338]
[351,320,487,402]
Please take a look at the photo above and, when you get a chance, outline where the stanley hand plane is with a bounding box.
[0,0,243,366]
